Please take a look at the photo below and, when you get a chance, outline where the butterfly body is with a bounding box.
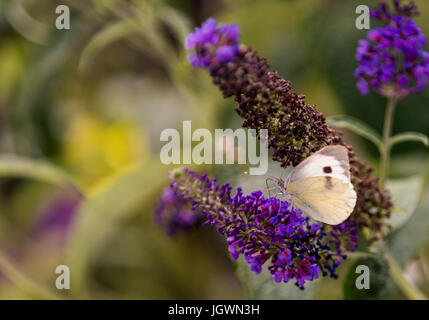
[275,145,357,225]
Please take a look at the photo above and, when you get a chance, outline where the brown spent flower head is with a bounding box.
[210,45,392,240]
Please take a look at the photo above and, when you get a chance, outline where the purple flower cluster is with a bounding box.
[154,186,201,236]
[171,15,396,289]
[355,1,429,98]
[186,18,240,67]
[185,18,392,241]
[371,0,419,21]
[168,167,357,288]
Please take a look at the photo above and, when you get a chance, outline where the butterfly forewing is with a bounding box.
[286,145,351,185]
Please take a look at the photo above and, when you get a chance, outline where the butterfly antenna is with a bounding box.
[266,178,275,198]
[279,153,292,182]
[280,168,286,181]
[265,179,271,197]
[283,154,292,168]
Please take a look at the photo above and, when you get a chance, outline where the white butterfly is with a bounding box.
[268,145,357,225]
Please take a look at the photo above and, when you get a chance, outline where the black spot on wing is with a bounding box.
[318,146,350,176]
[323,166,332,173]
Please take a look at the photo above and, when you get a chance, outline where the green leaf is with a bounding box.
[388,187,429,267]
[235,256,317,299]
[327,115,383,152]
[0,154,83,192]
[13,18,86,154]
[79,7,180,75]
[386,175,424,230]
[65,160,169,298]
[343,256,389,299]
[79,19,140,73]
[3,0,49,44]
[0,251,60,299]
[389,132,429,149]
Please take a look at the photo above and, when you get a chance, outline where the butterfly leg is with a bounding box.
[266,178,280,198]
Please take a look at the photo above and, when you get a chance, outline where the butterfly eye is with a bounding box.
[323,166,332,174]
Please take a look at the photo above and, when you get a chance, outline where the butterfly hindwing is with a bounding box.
[287,176,357,225]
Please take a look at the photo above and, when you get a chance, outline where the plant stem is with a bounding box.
[385,251,427,300]
[0,249,61,299]
[380,97,397,185]
[377,96,427,299]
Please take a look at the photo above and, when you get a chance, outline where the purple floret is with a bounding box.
[185,18,240,69]
[355,2,429,98]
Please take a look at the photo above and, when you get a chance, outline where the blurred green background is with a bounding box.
[0,0,428,299]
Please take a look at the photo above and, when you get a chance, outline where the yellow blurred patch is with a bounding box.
[62,112,149,191]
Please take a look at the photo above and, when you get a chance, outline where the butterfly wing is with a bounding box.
[287,176,357,225]
[286,145,351,185]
